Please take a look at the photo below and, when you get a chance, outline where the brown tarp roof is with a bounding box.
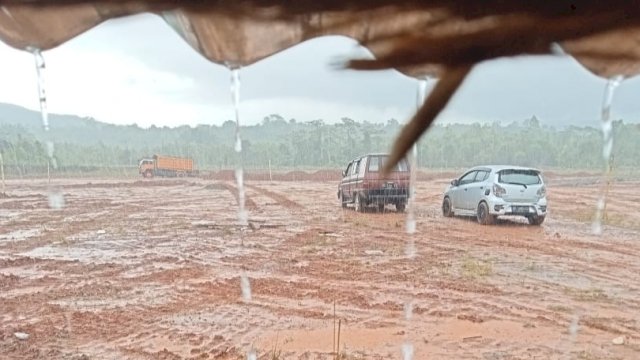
[1,1,638,170]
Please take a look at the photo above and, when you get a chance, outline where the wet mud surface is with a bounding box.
[1,175,639,359]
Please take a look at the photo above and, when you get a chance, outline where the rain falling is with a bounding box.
[0,6,639,360]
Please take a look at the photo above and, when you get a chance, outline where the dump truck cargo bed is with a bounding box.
[154,155,193,172]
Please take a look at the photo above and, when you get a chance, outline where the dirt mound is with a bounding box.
[204,169,342,182]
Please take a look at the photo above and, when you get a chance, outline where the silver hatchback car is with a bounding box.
[442,165,547,225]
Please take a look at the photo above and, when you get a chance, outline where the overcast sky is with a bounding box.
[1,13,639,128]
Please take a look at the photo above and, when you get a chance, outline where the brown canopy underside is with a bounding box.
[1,1,639,172]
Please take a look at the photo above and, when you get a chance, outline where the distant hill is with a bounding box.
[0,102,311,149]
[2,101,639,172]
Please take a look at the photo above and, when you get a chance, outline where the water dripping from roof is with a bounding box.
[592,75,623,234]
[27,47,63,209]
[228,65,248,227]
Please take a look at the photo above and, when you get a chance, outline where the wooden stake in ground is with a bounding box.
[333,300,336,356]
[336,319,341,360]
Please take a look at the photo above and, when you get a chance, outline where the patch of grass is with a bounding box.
[563,208,639,231]
[523,260,538,272]
[575,349,623,360]
[564,287,609,302]
[461,255,493,278]
[547,304,573,313]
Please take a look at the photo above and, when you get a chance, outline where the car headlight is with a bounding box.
[536,186,546,199]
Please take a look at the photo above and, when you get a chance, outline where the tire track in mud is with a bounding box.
[216,182,257,210]
[244,184,303,209]
[3,178,640,359]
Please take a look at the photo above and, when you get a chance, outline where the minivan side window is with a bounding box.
[352,159,360,175]
[359,158,367,176]
[368,156,380,172]
[344,163,352,177]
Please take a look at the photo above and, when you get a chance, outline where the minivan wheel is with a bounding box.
[354,194,364,213]
[477,202,496,225]
[527,215,545,226]
[396,202,406,213]
[442,197,453,217]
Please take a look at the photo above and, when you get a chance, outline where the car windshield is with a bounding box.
[498,169,541,186]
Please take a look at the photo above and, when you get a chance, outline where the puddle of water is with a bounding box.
[50,285,172,311]
[20,244,120,264]
[0,228,41,242]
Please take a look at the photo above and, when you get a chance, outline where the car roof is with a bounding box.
[468,165,542,173]
[348,153,390,162]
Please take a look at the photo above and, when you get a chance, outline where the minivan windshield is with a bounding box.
[498,169,541,186]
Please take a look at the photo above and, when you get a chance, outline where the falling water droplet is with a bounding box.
[235,168,248,226]
[404,238,416,259]
[246,350,257,360]
[569,314,580,338]
[591,198,605,235]
[48,189,65,210]
[235,135,242,153]
[240,274,251,301]
[28,47,49,132]
[405,212,416,235]
[229,65,247,227]
[550,42,567,56]
[592,75,623,234]
[46,141,54,159]
[28,47,63,208]
[402,342,414,360]
[403,301,413,321]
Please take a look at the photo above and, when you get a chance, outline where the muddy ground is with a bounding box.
[1,173,639,359]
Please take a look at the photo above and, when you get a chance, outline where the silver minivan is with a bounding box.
[442,165,547,225]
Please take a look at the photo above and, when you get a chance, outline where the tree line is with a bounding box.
[1,114,638,176]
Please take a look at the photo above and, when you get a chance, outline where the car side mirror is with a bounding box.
[451,179,459,186]
[342,170,347,177]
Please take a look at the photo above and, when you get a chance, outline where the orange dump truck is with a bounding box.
[138,155,197,178]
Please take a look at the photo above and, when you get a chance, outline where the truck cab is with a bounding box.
[139,159,154,178]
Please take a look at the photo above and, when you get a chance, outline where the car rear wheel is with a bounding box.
[354,193,364,213]
[396,202,405,213]
[477,201,496,225]
[442,197,453,217]
[378,203,385,213]
[527,215,545,226]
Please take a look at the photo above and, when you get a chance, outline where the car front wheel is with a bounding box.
[477,202,496,225]
[527,215,545,226]
[340,192,347,208]
[396,202,405,213]
[442,197,453,217]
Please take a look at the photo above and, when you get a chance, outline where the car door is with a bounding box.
[340,162,353,201]
[464,170,489,210]
[350,158,361,196]
[452,170,477,210]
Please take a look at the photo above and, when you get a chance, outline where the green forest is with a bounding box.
[1,102,639,177]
